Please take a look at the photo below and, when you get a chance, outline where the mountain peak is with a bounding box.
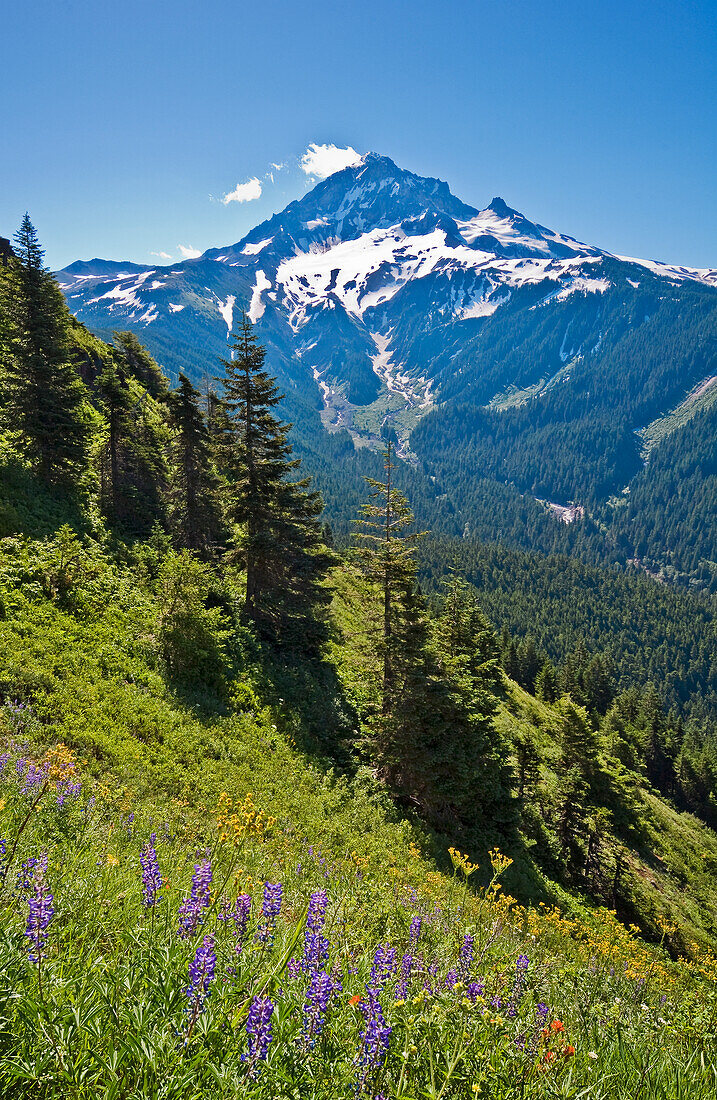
[486,196,516,218]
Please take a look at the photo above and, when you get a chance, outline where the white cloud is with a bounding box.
[178,244,201,259]
[270,162,285,171]
[300,143,362,180]
[151,250,173,260]
[221,177,262,205]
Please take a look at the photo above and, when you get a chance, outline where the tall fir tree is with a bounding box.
[353,439,423,715]
[113,331,168,399]
[0,214,89,482]
[434,572,504,701]
[167,374,223,557]
[353,455,511,831]
[96,358,167,534]
[216,313,333,645]
[433,573,514,824]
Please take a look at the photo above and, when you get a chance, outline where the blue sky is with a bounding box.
[2,0,715,270]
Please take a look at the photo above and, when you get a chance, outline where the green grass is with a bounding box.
[2,737,717,1099]
[1,535,717,1094]
[639,375,717,457]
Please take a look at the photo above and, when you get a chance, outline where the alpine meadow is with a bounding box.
[2,3,717,1097]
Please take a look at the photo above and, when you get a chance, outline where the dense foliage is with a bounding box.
[2,217,717,1095]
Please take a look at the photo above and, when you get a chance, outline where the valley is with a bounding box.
[57,154,717,591]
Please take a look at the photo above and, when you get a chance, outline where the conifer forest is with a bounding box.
[1,200,717,1099]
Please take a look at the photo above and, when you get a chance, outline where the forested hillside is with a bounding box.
[2,216,717,1096]
[57,155,717,594]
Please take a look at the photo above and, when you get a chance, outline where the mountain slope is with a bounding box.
[57,154,717,584]
[58,154,717,442]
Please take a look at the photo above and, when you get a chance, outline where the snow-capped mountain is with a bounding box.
[59,153,717,464]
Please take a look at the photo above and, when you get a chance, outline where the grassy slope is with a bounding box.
[3,543,717,1097]
[0,487,716,955]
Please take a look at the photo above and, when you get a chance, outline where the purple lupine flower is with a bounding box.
[55,780,81,806]
[302,928,329,973]
[243,996,274,1067]
[192,857,213,900]
[356,987,392,1087]
[307,889,328,931]
[459,934,474,976]
[218,893,251,954]
[287,957,301,980]
[263,882,283,920]
[256,882,283,945]
[302,969,341,1048]
[526,1001,550,1054]
[21,763,47,795]
[395,953,413,1000]
[177,856,213,938]
[177,896,204,939]
[444,969,459,992]
[507,954,530,1017]
[490,995,503,1011]
[301,888,330,972]
[17,853,48,893]
[25,868,54,963]
[0,752,10,772]
[408,915,422,946]
[15,757,27,777]
[140,836,162,908]
[369,943,397,988]
[467,981,485,1003]
[186,934,216,1012]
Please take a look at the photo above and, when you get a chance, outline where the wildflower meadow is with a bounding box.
[1,742,717,1099]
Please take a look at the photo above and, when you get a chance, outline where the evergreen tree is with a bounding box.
[517,636,541,692]
[353,440,423,714]
[96,358,166,534]
[535,660,558,703]
[639,683,675,793]
[167,374,223,557]
[113,331,168,398]
[1,214,89,482]
[434,572,504,701]
[433,573,514,825]
[354,456,511,830]
[216,313,333,645]
[500,625,520,681]
[559,642,588,705]
[583,654,615,716]
[512,721,542,807]
[555,695,602,779]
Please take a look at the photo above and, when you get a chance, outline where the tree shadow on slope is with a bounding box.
[0,455,91,541]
